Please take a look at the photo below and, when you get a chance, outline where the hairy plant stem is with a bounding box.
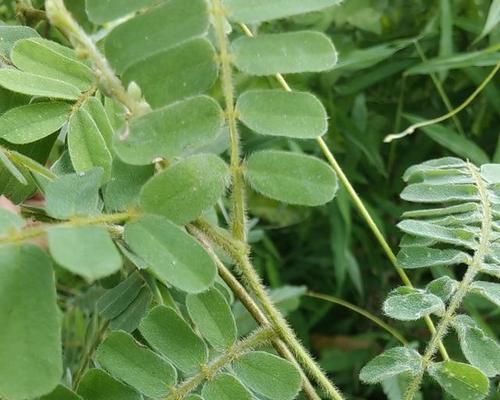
[44,0,149,116]
[188,224,321,400]
[404,163,492,400]
[0,211,135,244]
[165,326,275,400]
[193,220,345,400]
[210,0,247,242]
[237,23,450,361]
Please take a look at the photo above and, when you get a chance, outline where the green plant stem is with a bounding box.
[0,211,135,244]
[165,326,275,400]
[404,162,492,400]
[44,0,149,116]
[385,61,500,142]
[211,0,247,242]
[238,22,449,361]
[413,41,464,135]
[193,220,345,400]
[188,224,322,400]
[307,292,408,345]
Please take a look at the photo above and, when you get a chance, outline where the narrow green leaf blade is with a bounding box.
[98,273,145,321]
[105,0,209,73]
[0,245,62,400]
[428,360,489,400]
[401,183,479,203]
[360,347,422,383]
[224,0,342,23]
[233,351,301,400]
[77,369,141,400]
[245,150,337,206]
[202,373,252,400]
[114,95,223,165]
[232,31,337,75]
[123,38,217,108]
[237,90,327,138]
[0,68,80,100]
[124,215,216,293]
[187,288,237,350]
[140,154,229,224]
[139,305,208,373]
[11,38,94,91]
[0,101,69,144]
[48,226,122,281]
[383,287,445,321]
[96,331,177,398]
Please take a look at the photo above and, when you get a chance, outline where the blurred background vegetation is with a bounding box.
[1,0,499,398]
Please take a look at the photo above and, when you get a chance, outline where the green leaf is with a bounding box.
[0,101,69,144]
[360,347,422,383]
[396,247,471,269]
[45,168,102,219]
[0,208,24,235]
[476,0,500,42]
[140,154,229,224]
[11,38,94,91]
[403,158,467,181]
[232,31,336,75]
[406,48,500,75]
[237,90,327,138]
[233,351,301,400]
[403,115,490,165]
[113,95,223,165]
[224,0,342,23]
[139,305,208,373]
[202,373,252,400]
[426,276,458,302]
[110,287,152,332]
[0,68,80,100]
[383,287,445,321]
[85,0,162,23]
[48,226,122,281]
[452,315,500,377]
[96,331,177,398]
[0,149,28,185]
[0,245,61,400]
[0,25,39,58]
[428,360,489,400]
[105,0,209,73]
[98,273,145,321]
[470,281,500,306]
[123,38,217,108]
[103,159,154,212]
[402,203,479,219]
[77,369,141,400]
[40,385,82,400]
[397,219,476,249]
[481,164,500,184]
[401,183,479,203]
[124,215,216,293]
[245,150,337,206]
[68,108,112,183]
[186,288,237,350]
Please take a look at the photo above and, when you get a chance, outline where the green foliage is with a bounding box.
[0,0,498,399]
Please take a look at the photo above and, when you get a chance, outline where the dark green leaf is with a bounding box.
[77,369,141,400]
[202,373,252,400]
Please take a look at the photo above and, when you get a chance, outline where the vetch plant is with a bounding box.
[360,158,500,400]
[0,1,498,400]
